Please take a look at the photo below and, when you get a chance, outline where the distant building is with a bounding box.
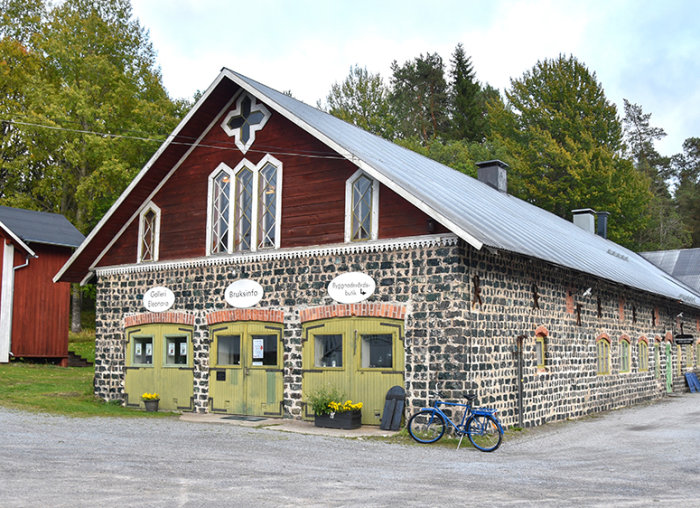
[1,206,84,365]
[641,248,700,294]
[57,69,699,425]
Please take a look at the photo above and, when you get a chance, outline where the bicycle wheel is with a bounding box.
[466,414,502,452]
[407,410,446,443]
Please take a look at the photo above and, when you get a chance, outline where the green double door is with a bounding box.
[302,317,404,425]
[209,321,284,417]
[124,324,194,411]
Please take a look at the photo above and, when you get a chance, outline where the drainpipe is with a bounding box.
[516,335,526,428]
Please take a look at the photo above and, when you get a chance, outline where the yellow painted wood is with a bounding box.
[302,317,404,425]
[124,324,194,411]
[209,321,283,416]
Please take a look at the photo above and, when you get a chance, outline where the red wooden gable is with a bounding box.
[58,74,446,282]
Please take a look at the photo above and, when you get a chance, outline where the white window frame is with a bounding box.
[221,92,271,154]
[206,155,282,256]
[137,202,161,263]
[344,168,379,243]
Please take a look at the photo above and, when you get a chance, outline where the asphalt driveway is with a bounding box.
[1,394,698,506]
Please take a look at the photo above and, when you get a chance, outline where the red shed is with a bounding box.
[0,206,84,365]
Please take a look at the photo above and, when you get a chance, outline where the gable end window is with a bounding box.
[206,155,282,255]
[221,92,271,154]
[345,169,379,242]
[137,203,161,263]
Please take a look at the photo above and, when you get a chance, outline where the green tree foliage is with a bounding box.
[449,43,485,143]
[322,65,393,139]
[389,52,449,143]
[488,55,652,248]
[622,99,689,249]
[0,0,187,231]
[673,137,700,247]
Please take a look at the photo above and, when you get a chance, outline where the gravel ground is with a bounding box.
[1,394,699,507]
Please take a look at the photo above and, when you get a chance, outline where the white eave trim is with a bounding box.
[0,220,36,258]
[93,233,459,277]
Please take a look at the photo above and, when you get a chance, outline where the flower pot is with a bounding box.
[144,399,159,412]
[314,410,361,429]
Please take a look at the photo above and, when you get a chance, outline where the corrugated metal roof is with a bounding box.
[226,68,700,308]
[641,248,700,293]
[0,206,84,249]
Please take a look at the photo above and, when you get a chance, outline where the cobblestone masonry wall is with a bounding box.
[94,238,699,427]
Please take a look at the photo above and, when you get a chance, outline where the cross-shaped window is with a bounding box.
[221,93,271,153]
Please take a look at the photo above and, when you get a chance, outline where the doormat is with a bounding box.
[221,415,268,422]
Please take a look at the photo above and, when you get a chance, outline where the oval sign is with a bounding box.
[328,272,376,304]
[225,279,264,308]
[143,286,175,313]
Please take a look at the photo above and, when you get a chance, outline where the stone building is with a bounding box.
[56,69,700,427]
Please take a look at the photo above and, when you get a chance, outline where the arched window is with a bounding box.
[138,202,161,263]
[534,325,548,370]
[620,336,631,373]
[207,156,282,255]
[597,335,610,375]
[345,169,379,242]
[638,338,648,372]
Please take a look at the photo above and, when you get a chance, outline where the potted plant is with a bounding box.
[142,392,160,412]
[307,385,362,429]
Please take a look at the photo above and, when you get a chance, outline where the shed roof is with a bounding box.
[641,248,700,294]
[55,68,700,308]
[0,206,84,250]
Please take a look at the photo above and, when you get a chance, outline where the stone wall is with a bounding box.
[94,235,699,427]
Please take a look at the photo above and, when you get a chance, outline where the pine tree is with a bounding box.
[449,43,485,142]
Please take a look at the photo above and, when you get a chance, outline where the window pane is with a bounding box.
[165,336,188,365]
[235,168,253,251]
[352,175,372,241]
[361,334,392,368]
[212,171,230,253]
[251,334,277,366]
[217,335,240,365]
[258,163,277,249]
[535,338,544,367]
[141,210,155,262]
[315,334,343,367]
[133,337,153,365]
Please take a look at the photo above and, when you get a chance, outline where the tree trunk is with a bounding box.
[70,284,82,333]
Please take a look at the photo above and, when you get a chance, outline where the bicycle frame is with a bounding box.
[423,398,504,438]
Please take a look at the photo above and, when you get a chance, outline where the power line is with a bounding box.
[1,118,349,161]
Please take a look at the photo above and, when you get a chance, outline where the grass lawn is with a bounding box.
[0,328,171,418]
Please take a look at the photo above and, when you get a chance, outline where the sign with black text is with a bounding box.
[225,279,264,308]
[328,272,376,304]
[143,286,175,313]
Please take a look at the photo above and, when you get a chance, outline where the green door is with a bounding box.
[302,317,404,425]
[209,322,283,417]
[124,324,194,411]
[665,343,673,393]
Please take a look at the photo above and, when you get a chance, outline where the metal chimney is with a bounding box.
[596,211,609,239]
[572,209,596,234]
[476,160,508,193]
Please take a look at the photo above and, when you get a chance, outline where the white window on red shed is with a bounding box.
[206,155,282,255]
[345,169,379,242]
[138,202,161,263]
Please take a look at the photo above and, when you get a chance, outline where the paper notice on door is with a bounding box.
[135,343,142,356]
[168,342,175,356]
[180,341,187,356]
[146,343,153,356]
[253,338,264,359]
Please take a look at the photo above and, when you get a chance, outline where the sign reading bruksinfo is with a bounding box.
[225,279,264,308]
[328,272,376,304]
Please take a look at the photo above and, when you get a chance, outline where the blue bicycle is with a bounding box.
[407,393,504,452]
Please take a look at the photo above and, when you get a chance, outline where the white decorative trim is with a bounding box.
[137,202,161,263]
[94,234,459,277]
[344,169,379,243]
[221,92,271,154]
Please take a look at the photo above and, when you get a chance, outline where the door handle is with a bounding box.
[244,367,250,377]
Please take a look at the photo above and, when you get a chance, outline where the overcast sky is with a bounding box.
[130,0,700,157]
